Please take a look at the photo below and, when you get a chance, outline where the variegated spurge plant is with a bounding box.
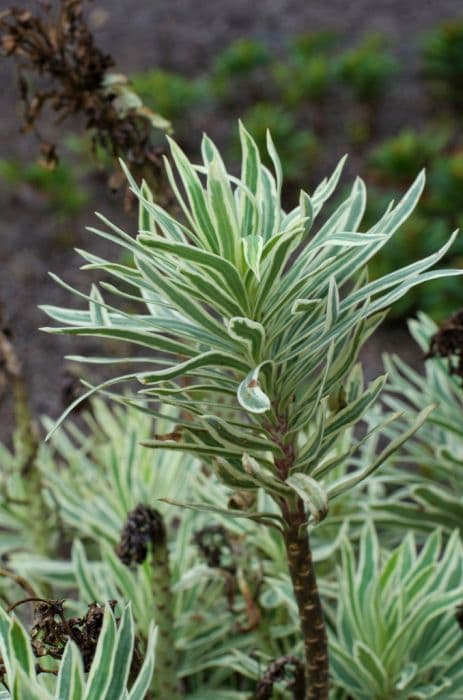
[42,123,461,699]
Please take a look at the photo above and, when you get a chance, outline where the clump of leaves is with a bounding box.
[41,122,461,697]
[337,33,398,144]
[374,312,463,535]
[0,0,170,198]
[272,31,339,134]
[331,525,463,699]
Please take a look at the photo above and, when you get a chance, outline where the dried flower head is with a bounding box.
[29,597,117,671]
[255,655,306,700]
[0,0,170,200]
[426,308,463,380]
[116,503,165,566]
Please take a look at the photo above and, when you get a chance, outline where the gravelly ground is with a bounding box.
[1,0,461,442]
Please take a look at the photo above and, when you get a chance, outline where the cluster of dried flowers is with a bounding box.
[0,0,171,201]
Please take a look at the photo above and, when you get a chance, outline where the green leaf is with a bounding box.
[291,298,321,315]
[56,641,85,700]
[9,618,35,678]
[84,607,117,700]
[167,136,220,253]
[353,641,389,694]
[239,121,261,236]
[312,154,348,213]
[128,625,157,700]
[0,607,13,683]
[266,130,282,203]
[12,670,50,700]
[159,498,284,529]
[104,605,134,699]
[299,190,314,238]
[228,316,266,362]
[205,142,240,263]
[286,473,328,523]
[324,276,339,331]
[242,234,264,280]
[139,351,248,385]
[237,365,271,413]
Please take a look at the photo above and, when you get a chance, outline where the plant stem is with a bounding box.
[273,423,329,699]
[282,503,329,699]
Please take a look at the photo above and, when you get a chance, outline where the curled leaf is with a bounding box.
[237,365,271,414]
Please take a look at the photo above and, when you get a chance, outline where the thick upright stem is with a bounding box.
[150,537,181,700]
[283,505,329,700]
[272,417,330,699]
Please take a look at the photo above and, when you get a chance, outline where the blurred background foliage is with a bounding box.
[3,17,463,319]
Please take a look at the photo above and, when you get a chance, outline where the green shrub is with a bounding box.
[130,69,207,122]
[423,19,463,111]
[331,525,463,699]
[273,55,334,107]
[288,30,339,61]
[369,128,450,183]
[337,34,398,102]
[209,38,271,98]
[273,32,338,107]
[377,312,463,534]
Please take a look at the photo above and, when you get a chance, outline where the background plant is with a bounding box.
[330,525,463,699]
[368,312,463,535]
[0,397,267,698]
[422,19,463,113]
